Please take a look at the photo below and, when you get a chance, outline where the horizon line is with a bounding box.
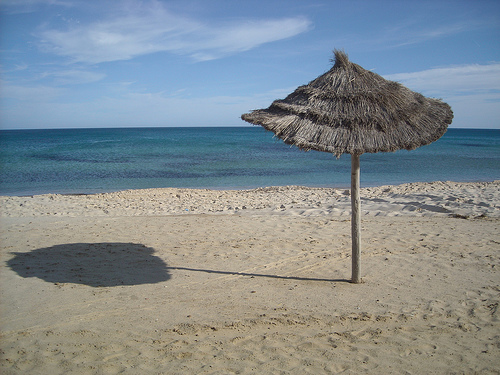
[1,125,498,131]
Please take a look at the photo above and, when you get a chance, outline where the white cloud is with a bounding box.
[191,18,312,61]
[37,3,311,63]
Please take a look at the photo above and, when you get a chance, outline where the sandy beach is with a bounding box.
[1,181,499,374]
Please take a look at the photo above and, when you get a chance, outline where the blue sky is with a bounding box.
[1,0,499,129]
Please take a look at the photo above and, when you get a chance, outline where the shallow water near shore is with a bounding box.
[0,127,498,195]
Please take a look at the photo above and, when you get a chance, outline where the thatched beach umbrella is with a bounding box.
[241,50,453,283]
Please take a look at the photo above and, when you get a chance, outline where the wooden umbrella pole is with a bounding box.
[351,154,361,283]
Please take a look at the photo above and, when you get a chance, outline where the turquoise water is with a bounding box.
[0,127,498,196]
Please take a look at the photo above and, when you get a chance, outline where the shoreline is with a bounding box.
[1,180,499,218]
[1,180,499,373]
[2,178,498,198]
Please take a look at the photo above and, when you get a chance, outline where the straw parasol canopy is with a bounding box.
[241,50,453,283]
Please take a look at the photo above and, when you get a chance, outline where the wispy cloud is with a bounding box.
[0,63,29,73]
[0,0,75,14]
[337,18,479,52]
[385,23,468,48]
[1,0,70,5]
[385,63,500,94]
[36,2,311,63]
[1,81,66,101]
[40,69,106,85]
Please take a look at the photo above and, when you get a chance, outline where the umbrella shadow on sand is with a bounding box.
[7,243,171,287]
[167,266,350,283]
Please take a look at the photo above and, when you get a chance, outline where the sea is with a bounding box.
[0,127,498,196]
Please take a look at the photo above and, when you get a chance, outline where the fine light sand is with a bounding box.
[1,181,499,374]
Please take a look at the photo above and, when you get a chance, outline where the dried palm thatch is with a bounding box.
[241,50,453,284]
[242,50,453,158]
